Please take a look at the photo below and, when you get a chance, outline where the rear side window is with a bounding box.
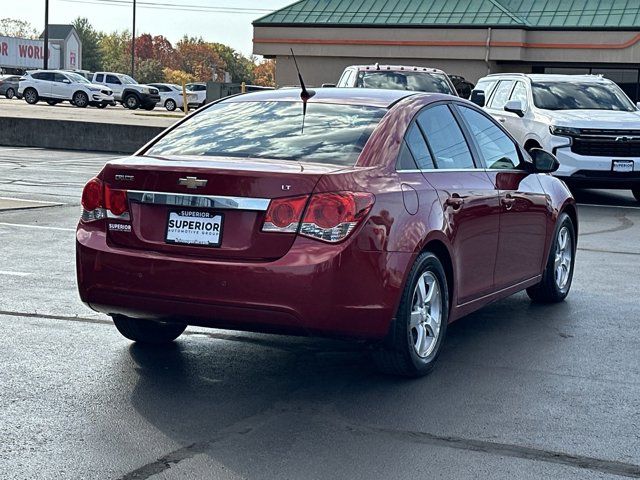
[457,106,520,170]
[146,101,386,166]
[32,72,54,81]
[396,141,418,170]
[489,80,515,109]
[404,123,435,169]
[95,74,104,82]
[417,105,474,169]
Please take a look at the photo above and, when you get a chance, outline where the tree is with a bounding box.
[210,43,254,84]
[175,37,225,82]
[135,58,165,84]
[0,18,38,38]
[72,17,102,71]
[253,60,276,87]
[163,68,195,85]
[99,30,130,74]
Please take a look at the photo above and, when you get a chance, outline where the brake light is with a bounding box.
[300,192,375,243]
[80,178,129,222]
[105,186,128,216]
[262,195,309,233]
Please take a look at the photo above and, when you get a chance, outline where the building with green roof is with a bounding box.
[253,0,640,99]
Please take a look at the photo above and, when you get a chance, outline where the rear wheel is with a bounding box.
[73,91,89,108]
[23,88,38,104]
[165,99,176,111]
[527,212,576,303]
[5,88,15,99]
[112,315,186,344]
[124,94,140,109]
[632,189,640,202]
[373,252,449,377]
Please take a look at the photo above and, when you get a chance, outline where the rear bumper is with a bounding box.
[76,226,411,339]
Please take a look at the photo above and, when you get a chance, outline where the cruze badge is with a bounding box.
[178,176,208,189]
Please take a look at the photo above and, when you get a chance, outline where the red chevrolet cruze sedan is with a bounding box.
[76,88,577,376]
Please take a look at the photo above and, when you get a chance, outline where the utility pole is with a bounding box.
[131,0,136,78]
[43,0,49,69]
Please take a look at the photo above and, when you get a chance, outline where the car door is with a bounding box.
[416,103,502,305]
[51,72,72,99]
[455,104,550,287]
[105,74,123,99]
[31,72,53,97]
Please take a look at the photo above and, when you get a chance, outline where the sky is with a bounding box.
[9,0,293,56]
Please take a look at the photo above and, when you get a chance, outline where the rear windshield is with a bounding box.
[145,101,386,165]
[356,71,455,95]
[532,81,635,111]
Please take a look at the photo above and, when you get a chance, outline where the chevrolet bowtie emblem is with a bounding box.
[178,176,208,189]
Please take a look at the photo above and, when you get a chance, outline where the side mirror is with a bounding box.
[321,83,336,88]
[470,90,485,107]
[504,99,525,117]
[528,148,559,173]
[63,79,71,84]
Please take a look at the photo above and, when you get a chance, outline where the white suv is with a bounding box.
[19,70,115,108]
[471,73,640,201]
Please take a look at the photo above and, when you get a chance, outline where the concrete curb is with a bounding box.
[0,116,166,154]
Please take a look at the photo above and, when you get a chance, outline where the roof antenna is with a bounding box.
[290,48,315,133]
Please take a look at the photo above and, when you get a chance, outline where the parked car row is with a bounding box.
[2,69,202,112]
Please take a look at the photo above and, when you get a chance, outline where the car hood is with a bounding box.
[89,83,111,90]
[541,109,640,129]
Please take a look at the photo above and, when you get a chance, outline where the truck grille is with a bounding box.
[571,129,640,157]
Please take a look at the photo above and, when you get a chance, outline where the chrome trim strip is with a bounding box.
[127,190,270,211]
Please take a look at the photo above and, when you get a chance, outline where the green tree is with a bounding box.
[99,30,130,74]
[210,43,254,84]
[135,58,165,84]
[72,17,102,71]
[0,18,38,38]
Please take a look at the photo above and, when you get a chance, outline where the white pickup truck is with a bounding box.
[91,72,160,110]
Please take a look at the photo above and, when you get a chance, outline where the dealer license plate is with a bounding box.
[166,210,222,247]
[612,160,634,173]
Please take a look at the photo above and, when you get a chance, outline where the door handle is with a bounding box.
[498,118,506,123]
[445,194,464,210]
[501,193,515,210]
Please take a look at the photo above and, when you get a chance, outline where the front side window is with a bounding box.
[457,106,520,170]
[488,80,515,110]
[357,71,455,95]
[146,101,386,166]
[417,104,474,169]
[106,75,121,84]
[531,81,635,111]
[510,82,528,106]
[67,72,89,84]
[54,73,68,83]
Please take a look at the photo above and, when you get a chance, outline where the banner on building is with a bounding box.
[0,36,61,70]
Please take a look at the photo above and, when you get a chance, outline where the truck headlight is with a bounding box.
[549,126,581,137]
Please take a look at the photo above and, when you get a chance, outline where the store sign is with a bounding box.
[0,36,60,69]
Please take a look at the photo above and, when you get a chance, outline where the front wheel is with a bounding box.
[23,88,38,104]
[632,189,640,202]
[527,212,576,303]
[112,315,186,344]
[5,88,15,99]
[165,99,176,111]
[124,94,140,109]
[373,252,449,377]
[73,91,89,108]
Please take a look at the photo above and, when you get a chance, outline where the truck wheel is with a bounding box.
[164,99,176,111]
[124,94,140,109]
[5,88,15,99]
[73,91,89,108]
[24,88,38,104]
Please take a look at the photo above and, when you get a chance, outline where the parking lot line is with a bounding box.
[0,222,75,232]
[577,203,640,210]
[0,147,43,152]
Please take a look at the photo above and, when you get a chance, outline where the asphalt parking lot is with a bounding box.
[0,97,178,127]
[1,146,639,479]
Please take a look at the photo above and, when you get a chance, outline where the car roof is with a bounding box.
[485,73,610,83]
[348,65,447,74]
[223,87,420,108]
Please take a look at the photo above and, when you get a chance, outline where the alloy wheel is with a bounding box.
[410,271,443,358]
[554,226,573,292]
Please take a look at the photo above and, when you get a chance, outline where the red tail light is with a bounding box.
[81,178,103,211]
[105,186,128,216]
[300,192,375,243]
[262,195,309,233]
[80,178,129,222]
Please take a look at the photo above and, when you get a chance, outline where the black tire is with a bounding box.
[73,91,89,108]
[632,189,640,202]
[527,212,576,303]
[124,94,140,109]
[5,88,15,99]
[112,315,186,344]
[23,88,38,104]
[373,252,449,377]
[165,99,176,111]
